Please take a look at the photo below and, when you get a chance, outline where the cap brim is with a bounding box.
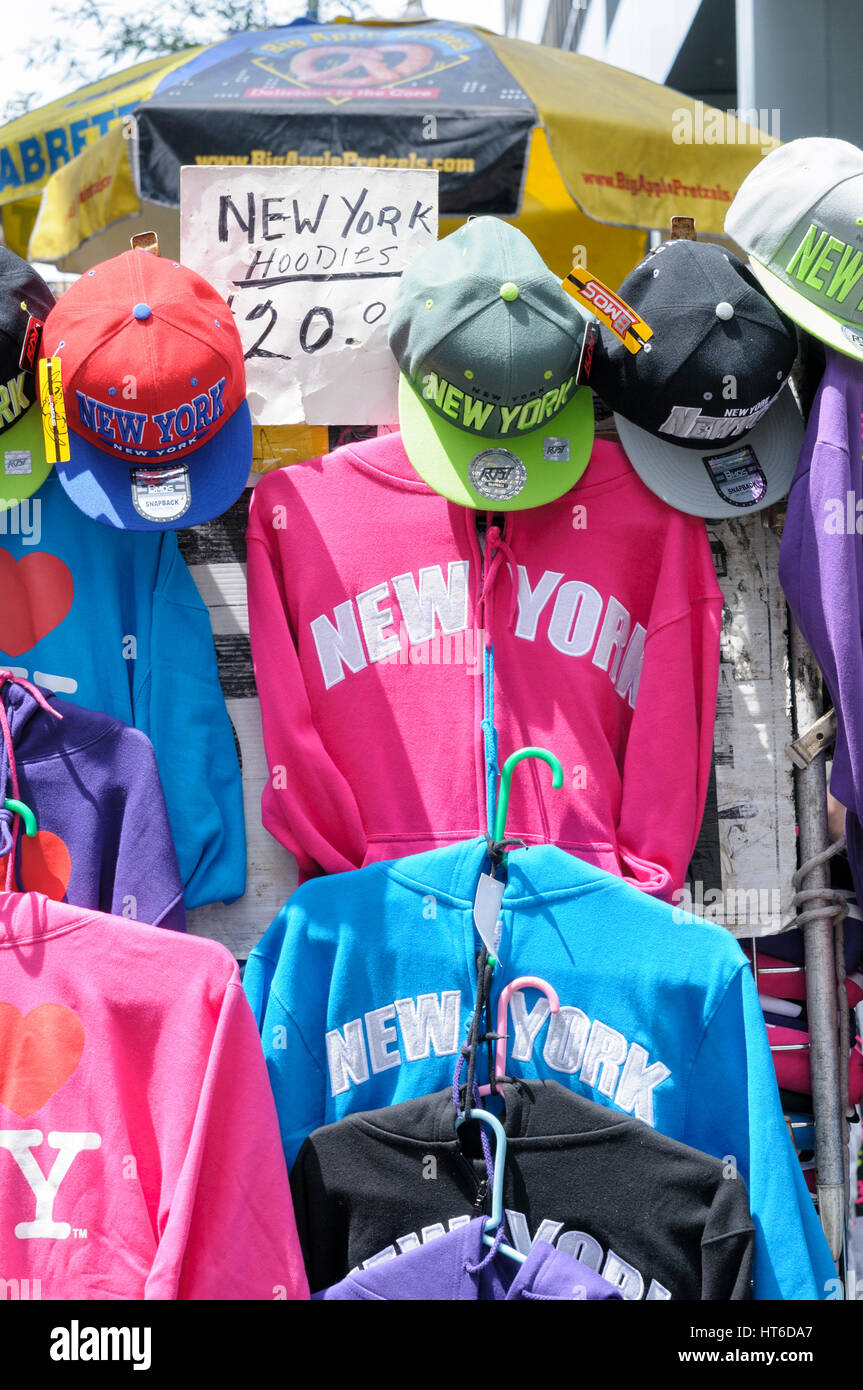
[0,406,54,511]
[397,374,595,510]
[613,382,803,518]
[748,257,863,363]
[56,401,252,530]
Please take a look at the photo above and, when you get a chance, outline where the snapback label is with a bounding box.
[3,450,31,476]
[468,449,526,501]
[703,445,768,508]
[131,465,192,522]
[543,436,570,462]
[841,324,863,352]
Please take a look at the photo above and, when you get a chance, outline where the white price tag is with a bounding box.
[473,872,504,962]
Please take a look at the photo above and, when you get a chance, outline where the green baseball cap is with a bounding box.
[726,138,863,363]
[389,217,595,510]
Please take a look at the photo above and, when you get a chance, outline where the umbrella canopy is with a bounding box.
[2,17,777,279]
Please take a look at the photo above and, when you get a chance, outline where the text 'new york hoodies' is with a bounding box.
[246,433,722,900]
[0,893,308,1300]
[0,675,184,929]
[243,838,834,1301]
[0,474,244,909]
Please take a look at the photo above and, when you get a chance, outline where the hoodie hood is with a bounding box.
[0,674,63,888]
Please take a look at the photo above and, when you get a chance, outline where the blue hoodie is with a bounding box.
[0,473,244,908]
[244,838,836,1302]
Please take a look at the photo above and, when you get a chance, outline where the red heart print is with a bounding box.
[0,829,72,899]
[0,551,74,657]
[0,1002,85,1117]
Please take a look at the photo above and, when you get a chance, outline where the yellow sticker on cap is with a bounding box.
[562,266,653,355]
[39,357,70,464]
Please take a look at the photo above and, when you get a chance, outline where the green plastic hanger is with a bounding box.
[3,799,37,837]
[492,747,564,844]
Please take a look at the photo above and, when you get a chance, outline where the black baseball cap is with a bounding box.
[587,240,803,517]
[0,247,55,511]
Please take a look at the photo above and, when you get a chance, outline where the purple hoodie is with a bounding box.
[0,673,184,930]
[778,348,863,911]
[314,1219,623,1301]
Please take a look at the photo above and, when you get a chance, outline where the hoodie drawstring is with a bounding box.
[0,672,62,891]
[478,524,520,634]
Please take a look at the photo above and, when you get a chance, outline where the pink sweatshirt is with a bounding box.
[247,432,722,900]
[0,893,309,1300]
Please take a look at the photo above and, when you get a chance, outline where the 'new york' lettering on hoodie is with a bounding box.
[246,432,722,900]
[243,838,835,1302]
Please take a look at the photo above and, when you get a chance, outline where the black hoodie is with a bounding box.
[291,1079,754,1300]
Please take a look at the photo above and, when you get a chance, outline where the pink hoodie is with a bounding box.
[0,893,308,1300]
[246,432,722,900]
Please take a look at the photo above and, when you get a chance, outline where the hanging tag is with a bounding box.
[576,319,598,386]
[562,266,652,354]
[473,872,504,964]
[18,315,43,373]
[38,357,70,464]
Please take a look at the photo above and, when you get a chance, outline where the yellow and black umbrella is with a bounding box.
[0,17,776,282]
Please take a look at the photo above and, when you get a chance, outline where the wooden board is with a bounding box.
[182,485,796,958]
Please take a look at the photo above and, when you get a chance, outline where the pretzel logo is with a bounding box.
[289,43,435,87]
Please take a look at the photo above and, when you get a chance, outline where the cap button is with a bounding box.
[499,282,519,302]
[715,301,734,321]
[133,302,151,321]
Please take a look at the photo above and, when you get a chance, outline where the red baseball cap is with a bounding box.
[40,250,252,530]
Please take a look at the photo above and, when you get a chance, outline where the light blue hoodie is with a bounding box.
[0,473,244,908]
[244,837,836,1302]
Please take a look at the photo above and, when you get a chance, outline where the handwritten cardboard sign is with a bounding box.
[180,165,439,425]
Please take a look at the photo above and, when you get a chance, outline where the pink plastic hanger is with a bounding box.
[478,975,560,1097]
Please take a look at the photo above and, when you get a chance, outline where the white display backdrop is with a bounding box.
[180,165,438,426]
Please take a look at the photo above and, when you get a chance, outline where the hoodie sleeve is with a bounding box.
[246,475,367,880]
[145,974,309,1301]
[699,1168,754,1300]
[684,962,836,1301]
[615,518,722,900]
[106,726,186,931]
[133,535,246,909]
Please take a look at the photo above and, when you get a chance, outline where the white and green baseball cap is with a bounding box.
[388,217,595,510]
[726,137,863,362]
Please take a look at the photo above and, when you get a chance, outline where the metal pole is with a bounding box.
[789,616,845,1265]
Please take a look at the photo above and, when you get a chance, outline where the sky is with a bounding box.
[0,0,506,121]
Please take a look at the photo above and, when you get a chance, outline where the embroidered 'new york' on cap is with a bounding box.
[587,239,803,518]
[726,137,863,363]
[39,250,252,531]
[0,247,56,513]
[388,217,595,510]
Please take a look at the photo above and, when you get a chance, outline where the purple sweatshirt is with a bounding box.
[314,1219,623,1301]
[778,349,863,905]
[0,674,184,930]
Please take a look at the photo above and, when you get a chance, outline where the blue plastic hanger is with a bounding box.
[455,1106,526,1264]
